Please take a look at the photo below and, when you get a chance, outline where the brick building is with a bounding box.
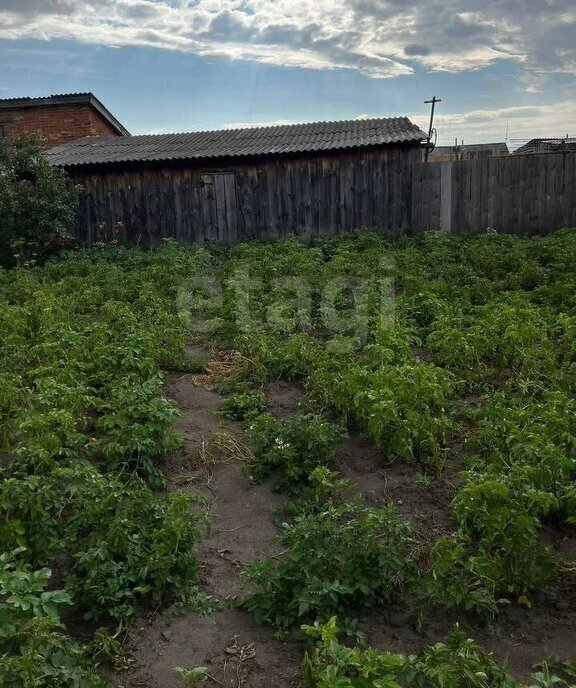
[0,93,129,149]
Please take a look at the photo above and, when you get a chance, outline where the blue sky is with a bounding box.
[1,1,575,147]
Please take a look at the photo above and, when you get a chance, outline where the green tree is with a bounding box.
[0,136,78,267]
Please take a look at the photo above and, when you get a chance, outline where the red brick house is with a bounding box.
[0,93,129,149]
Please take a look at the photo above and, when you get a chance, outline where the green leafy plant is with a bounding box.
[97,373,181,487]
[245,412,345,492]
[87,627,135,672]
[311,355,455,471]
[0,550,105,688]
[175,666,208,686]
[301,618,574,688]
[221,389,266,420]
[5,222,576,675]
[241,500,416,631]
[0,462,206,621]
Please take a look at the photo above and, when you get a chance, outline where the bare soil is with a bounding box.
[108,366,302,688]
[109,348,576,687]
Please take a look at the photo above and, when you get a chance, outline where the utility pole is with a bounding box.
[424,96,441,161]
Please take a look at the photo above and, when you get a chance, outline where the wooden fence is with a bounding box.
[71,149,576,243]
[411,150,576,235]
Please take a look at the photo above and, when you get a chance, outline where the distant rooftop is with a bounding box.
[46,116,427,168]
[0,93,130,137]
[513,137,576,155]
[429,142,509,160]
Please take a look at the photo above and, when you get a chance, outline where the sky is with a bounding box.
[0,0,575,148]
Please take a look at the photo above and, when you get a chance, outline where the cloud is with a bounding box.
[521,71,548,94]
[226,102,576,151]
[225,118,298,129]
[404,44,430,57]
[0,0,74,11]
[0,0,574,83]
[408,101,576,148]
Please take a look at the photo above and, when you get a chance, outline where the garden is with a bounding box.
[0,138,575,687]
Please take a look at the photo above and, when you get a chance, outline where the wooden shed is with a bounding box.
[46,117,427,244]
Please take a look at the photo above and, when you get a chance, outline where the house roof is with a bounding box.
[513,137,576,155]
[45,116,427,168]
[0,93,130,137]
[429,142,509,158]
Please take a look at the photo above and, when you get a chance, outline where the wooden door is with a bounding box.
[201,172,238,243]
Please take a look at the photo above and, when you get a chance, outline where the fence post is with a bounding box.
[440,162,453,233]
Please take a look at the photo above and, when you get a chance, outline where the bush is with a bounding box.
[0,137,78,268]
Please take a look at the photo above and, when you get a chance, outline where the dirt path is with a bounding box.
[109,361,302,688]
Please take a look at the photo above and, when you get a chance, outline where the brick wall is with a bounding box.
[0,104,121,148]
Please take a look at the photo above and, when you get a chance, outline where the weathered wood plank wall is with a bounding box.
[71,146,421,244]
[70,148,576,243]
[421,151,576,235]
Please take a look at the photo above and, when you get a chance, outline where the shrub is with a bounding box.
[0,137,78,268]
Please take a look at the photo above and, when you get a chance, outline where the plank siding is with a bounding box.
[69,148,576,243]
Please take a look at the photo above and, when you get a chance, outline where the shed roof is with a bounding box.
[46,116,426,168]
[0,93,130,137]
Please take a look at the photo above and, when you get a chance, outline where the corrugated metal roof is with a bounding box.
[0,92,130,136]
[46,116,426,167]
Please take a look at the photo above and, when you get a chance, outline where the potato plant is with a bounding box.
[0,550,105,688]
[213,231,576,619]
[241,497,416,631]
[301,617,576,688]
[221,389,266,420]
[310,352,455,471]
[0,244,215,683]
[0,461,205,621]
[3,228,576,685]
[245,412,345,492]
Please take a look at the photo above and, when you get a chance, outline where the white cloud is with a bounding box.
[0,0,574,83]
[222,103,576,150]
[225,119,298,129]
[408,101,576,148]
